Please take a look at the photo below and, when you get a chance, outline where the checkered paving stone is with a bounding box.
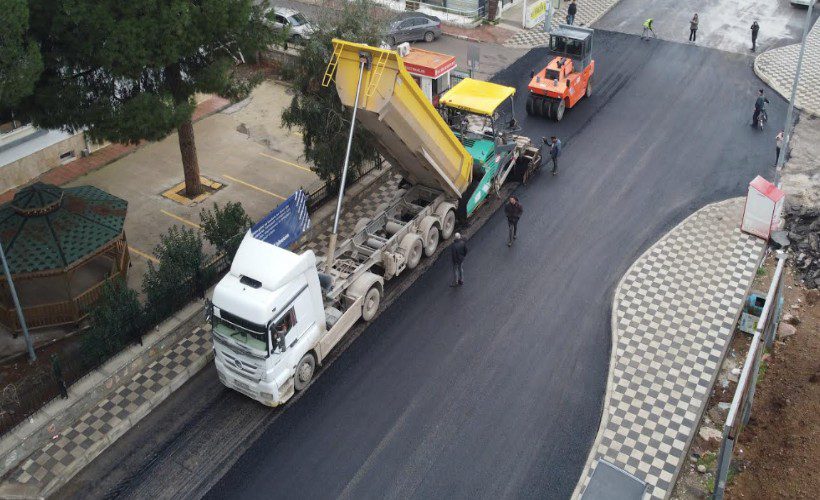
[506,0,621,48]
[755,19,820,117]
[299,172,402,259]
[4,327,210,490]
[575,199,764,499]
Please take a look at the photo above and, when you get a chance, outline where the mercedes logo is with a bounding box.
[234,359,243,369]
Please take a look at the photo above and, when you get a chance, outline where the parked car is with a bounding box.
[386,13,442,46]
[265,6,315,44]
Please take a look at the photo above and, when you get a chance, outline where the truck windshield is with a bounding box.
[212,315,269,357]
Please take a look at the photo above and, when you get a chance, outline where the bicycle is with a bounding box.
[757,108,768,130]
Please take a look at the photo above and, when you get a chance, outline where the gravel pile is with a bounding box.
[784,204,820,289]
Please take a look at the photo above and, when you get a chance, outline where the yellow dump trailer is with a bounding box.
[323,39,473,199]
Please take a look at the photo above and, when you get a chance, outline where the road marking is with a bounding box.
[258,152,312,173]
[128,245,159,263]
[161,210,202,229]
[223,174,286,200]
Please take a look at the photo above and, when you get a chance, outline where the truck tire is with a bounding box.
[540,98,551,118]
[422,224,440,257]
[400,234,423,269]
[440,208,456,240]
[525,95,535,116]
[555,99,566,121]
[294,353,316,391]
[361,285,381,322]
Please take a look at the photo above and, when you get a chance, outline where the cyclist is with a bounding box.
[752,89,769,128]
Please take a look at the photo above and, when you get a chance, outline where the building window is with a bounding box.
[59,150,76,164]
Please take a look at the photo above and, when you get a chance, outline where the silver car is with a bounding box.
[386,14,442,46]
[266,6,315,44]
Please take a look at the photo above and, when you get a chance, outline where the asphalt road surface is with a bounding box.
[62,31,785,500]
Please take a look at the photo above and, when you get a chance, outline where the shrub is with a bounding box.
[142,225,205,323]
[200,201,253,261]
[82,279,143,363]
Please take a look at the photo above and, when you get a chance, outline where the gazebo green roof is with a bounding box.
[0,183,128,276]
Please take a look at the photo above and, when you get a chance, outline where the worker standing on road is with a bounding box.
[566,0,578,26]
[549,136,562,175]
[689,14,698,43]
[504,196,523,247]
[641,18,656,40]
[450,233,468,287]
[775,130,784,166]
[751,21,760,51]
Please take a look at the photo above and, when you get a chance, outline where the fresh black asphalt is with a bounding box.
[62,31,785,500]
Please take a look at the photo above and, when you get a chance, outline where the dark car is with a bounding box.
[386,13,442,46]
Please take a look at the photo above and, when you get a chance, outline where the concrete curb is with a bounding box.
[570,198,764,499]
[0,303,203,479]
[442,32,483,43]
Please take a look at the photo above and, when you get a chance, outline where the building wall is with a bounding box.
[0,132,87,193]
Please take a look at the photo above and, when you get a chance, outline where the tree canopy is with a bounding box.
[281,0,389,186]
[0,0,43,109]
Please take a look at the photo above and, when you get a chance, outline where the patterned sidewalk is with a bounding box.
[573,198,765,499]
[506,0,622,47]
[755,17,820,116]
[0,168,398,498]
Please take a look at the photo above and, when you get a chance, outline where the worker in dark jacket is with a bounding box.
[566,0,577,26]
[450,233,468,287]
[549,136,562,175]
[751,21,760,51]
[504,196,523,247]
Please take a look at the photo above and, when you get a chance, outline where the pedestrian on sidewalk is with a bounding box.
[504,196,523,247]
[450,233,467,287]
[549,136,562,175]
[775,130,784,166]
[751,21,759,51]
[51,354,68,399]
[641,18,656,40]
[689,14,698,42]
[566,0,578,26]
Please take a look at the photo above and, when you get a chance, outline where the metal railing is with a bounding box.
[713,253,786,499]
[305,155,385,212]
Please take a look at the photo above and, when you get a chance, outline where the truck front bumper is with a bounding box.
[214,357,294,407]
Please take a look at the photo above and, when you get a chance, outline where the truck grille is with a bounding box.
[219,350,263,382]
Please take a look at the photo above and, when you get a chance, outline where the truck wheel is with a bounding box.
[423,224,440,257]
[525,96,535,116]
[354,218,370,233]
[400,234,423,269]
[294,353,316,392]
[362,285,381,322]
[440,209,456,240]
[555,99,566,121]
[540,98,551,118]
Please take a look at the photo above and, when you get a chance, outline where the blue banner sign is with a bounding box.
[251,190,310,248]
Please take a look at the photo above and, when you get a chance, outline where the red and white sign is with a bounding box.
[404,58,457,78]
[741,175,785,240]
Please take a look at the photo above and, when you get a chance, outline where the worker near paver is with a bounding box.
[750,21,760,51]
[775,130,784,165]
[641,18,656,40]
[566,0,578,26]
[689,14,698,43]
[752,89,769,128]
[504,196,523,247]
[549,136,562,175]
[450,233,468,287]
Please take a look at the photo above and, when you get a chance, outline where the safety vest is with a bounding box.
[643,19,653,29]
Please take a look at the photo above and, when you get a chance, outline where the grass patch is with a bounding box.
[698,451,717,470]
[758,360,769,381]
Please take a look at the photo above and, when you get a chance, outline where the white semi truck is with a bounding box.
[208,40,536,406]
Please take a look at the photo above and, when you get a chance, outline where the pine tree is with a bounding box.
[0,0,43,109]
[19,0,276,196]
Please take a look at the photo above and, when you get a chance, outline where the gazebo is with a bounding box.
[0,182,129,333]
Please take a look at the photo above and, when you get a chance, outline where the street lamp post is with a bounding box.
[775,0,815,185]
[0,242,36,362]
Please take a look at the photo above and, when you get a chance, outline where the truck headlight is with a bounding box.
[260,392,275,400]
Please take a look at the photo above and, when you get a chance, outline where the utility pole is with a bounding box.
[0,242,36,362]
[775,0,814,186]
[325,51,372,272]
[545,0,562,33]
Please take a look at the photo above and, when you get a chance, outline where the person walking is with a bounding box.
[504,196,523,247]
[566,0,577,26]
[549,136,562,175]
[641,18,656,40]
[750,21,759,51]
[450,233,467,287]
[689,14,698,43]
[775,130,784,166]
[752,89,769,128]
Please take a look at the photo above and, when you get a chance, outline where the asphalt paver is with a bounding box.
[62,31,785,499]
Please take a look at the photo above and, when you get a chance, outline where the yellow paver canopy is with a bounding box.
[439,78,516,116]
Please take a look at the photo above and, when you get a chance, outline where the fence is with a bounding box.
[713,253,786,499]
[305,154,385,212]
